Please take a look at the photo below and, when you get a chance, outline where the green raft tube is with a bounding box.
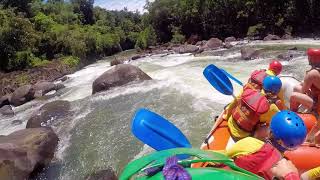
[120,148,263,180]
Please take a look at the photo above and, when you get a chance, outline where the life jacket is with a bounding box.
[234,143,282,180]
[232,89,269,132]
[244,70,268,91]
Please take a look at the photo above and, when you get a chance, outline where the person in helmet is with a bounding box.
[262,76,284,110]
[224,76,283,140]
[224,110,307,180]
[290,48,320,145]
[244,60,283,91]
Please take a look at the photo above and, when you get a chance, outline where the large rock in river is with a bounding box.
[92,64,152,94]
[263,34,281,41]
[204,38,223,49]
[241,47,261,60]
[32,81,65,98]
[10,85,34,107]
[0,127,58,180]
[0,105,14,116]
[26,100,71,128]
[173,45,199,54]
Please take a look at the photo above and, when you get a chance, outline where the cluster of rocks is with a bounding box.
[109,34,295,65]
[0,81,65,116]
[0,32,299,179]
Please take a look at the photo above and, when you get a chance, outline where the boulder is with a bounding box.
[204,38,223,49]
[110,59,124,66]
[92,64,152,94]
[131,55,142,61]
[289,47,298,50]
[223,42,233,49]
[173,45,199,54]
[85,168,118,180]
[186,34,200,45]
[241,47,261,60]
[0,127,58,180]
[0,105,14,116]
[11,120,22,126]
[195,40,207,46]
[59,76,69,82]
[10,85,34,107]
[263,34,281,41]
[282,34,293,40]
[32,81,64,98]
[277,51,303,61]
[0,94,11,108]
[224,36,236,43]
[26,100,71,128]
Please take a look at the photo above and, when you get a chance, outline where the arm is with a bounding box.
[270,159,299,180]
[301,166,320,180]
[302,69,320,93]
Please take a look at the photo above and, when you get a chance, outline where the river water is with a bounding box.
[0,39,319,179]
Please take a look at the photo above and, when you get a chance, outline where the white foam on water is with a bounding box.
[61,61,112,101]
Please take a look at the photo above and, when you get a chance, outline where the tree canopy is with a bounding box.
[0,0,319,72]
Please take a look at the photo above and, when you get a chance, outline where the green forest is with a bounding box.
[0,0,319,72]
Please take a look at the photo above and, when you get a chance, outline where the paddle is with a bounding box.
[203,64,234,97]
[203,64,239,144]
[131,108,191,151]
[220,68,243,86]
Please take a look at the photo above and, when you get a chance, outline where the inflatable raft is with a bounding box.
[195,76,320,172]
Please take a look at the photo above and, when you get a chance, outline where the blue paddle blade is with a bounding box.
[220,68,243,86]
[132,108,191,151]
[203,64,234,95]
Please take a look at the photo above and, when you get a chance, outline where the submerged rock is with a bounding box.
[0,127,58,180]
[131,55,142,61]
[92,64,152,94]
[282,34,293,40]
[263,34,281,41]
[85,168,118,180]
[26,100,71,128]
[110,58,124,66]
[241,47,261,60]
[11,120,22,126]
[224,36,236,43]
[173,45,199,54]
[0,105,14,116]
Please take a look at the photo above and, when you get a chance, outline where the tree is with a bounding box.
[71,0,95,25]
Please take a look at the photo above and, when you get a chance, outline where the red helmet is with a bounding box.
[307,48,320,65]
[268,60,282,75]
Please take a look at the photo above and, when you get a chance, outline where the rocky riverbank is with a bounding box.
[0,35,318,179]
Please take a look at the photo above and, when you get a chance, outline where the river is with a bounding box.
[0,39,319,179]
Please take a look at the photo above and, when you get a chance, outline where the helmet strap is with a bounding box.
[268,134,288,153]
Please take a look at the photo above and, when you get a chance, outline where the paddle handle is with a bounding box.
[220,68,243,86]
[204,112,225,145]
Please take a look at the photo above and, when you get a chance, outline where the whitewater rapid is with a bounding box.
[0,39,313,180]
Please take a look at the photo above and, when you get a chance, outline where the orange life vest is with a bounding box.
[244,69,268,91]
[232,89,269,132]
